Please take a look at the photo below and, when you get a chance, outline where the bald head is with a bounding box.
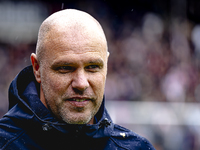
[36,9,107,64]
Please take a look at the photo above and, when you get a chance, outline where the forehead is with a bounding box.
[43,30,107,64]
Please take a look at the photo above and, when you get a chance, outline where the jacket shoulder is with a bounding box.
[110,124,155,150]
[0,116,25,149]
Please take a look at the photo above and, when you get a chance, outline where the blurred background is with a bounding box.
[0,0,200,149]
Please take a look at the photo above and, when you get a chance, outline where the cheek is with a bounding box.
[42,71,69,94]
[90,73,106,96]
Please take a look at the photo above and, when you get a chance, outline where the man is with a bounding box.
[0,9,155,150]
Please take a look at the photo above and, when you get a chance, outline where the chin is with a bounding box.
[63,118,92,125]
[61,113,93,125]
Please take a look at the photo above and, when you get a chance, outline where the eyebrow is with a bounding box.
[51,61,73,67]
[51,58,104,67]
[88,59,104,65]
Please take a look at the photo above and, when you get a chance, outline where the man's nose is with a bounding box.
[71,70,89,92]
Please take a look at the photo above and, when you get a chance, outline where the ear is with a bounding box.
[30,53,41,83]
[106,51,110,62]
[107,51,110,58]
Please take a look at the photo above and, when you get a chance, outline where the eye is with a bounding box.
[85,65,100,72]
[56,66,74,73]
[87,65,99,69]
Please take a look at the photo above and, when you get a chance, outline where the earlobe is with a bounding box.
[30,53,41,83]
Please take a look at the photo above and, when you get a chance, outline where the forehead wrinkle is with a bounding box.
[47,38,106,52]
[52,58,104,66]
[51,51,105,63]
[45,38,107,61]
[47,26,106,52]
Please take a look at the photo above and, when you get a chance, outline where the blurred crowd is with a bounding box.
[0,1,200,149]
[95,2,200,103]
[105,13,200,103]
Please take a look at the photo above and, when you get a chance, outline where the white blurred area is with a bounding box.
[106,101,200,126]
[106,101,200,150]
[0,0,200,149]
[0,1,48,44]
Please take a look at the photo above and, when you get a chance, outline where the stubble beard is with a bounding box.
[44,94,103,124]
[57,99,102,124]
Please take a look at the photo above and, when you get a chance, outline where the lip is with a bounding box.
[67,97,91,107]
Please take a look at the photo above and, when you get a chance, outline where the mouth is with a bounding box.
[69,98,89,102]
[66,97,92,108]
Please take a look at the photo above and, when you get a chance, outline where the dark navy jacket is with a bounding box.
[0,66,155,150]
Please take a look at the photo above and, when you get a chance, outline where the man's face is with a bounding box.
[39,28,108,124]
